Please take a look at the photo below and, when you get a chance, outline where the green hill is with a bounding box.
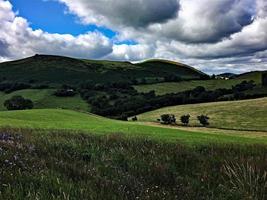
[0,55,208,85]
[0,109,266,145]
[135,70,267,95]
[137,98,267,131]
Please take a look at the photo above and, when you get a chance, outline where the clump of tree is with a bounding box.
[160,114,176,125]
[180,114,190,126]
[197,115,210,127]
[4,96,33,110]
[54,85,76,97]
[0,82,31,93]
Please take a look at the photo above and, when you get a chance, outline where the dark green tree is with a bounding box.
[4,96,33,110]
[160,114,176,125]
[180,114,190,126]
[197,115,210,127]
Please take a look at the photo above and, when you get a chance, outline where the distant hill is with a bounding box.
[236,71,267,84]
[217,73,237,79]
[0,55,209,85]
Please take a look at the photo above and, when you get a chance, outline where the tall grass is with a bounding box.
[223,161,267,200]
[0,128,267,199]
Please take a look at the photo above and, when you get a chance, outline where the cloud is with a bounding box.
[58,0,180,28]
[0,0,113,60]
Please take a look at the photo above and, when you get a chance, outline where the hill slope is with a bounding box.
[135,70,266,95]
[0,55,208,85]
[0,109,266,145]
[0,89,89,111]
[137,98,267,131]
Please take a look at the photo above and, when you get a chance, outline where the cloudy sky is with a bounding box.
[0,0,267,74]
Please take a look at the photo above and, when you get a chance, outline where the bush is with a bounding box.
[160,114,176,125]
[132,116,138,121]
[180,114,190,126]
[4,95,34,110]
[54,89,76,97]
[197,115,210,127]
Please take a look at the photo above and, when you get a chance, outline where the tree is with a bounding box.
[197,115,210,127]
[4,95,33,110]
[132,116,138,121]
[160,114,176,125]
[180,114,190,126]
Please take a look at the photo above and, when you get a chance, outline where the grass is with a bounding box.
[137,98,267,132]
[0,128,267,199]
[0,89,89,111]
[0,109,267,145]
[135,74,264,95]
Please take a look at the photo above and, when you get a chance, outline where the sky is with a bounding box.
[0,0,267,74]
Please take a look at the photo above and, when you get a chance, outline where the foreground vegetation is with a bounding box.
[0,128,267,199]
[137,98,267,132]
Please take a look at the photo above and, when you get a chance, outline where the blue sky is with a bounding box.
[10,0,116,37]
[0,0,266,73]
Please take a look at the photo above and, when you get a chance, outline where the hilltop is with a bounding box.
[0,55,208,85]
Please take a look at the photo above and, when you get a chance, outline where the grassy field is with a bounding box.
[137,98,267,132]
[0,109,266,145]
[0,89,89,111]
[1,128,267,199]
[135,71,265,95]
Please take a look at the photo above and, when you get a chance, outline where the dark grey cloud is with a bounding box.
[59,0,180,28]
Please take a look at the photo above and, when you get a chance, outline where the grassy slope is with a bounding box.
[0,89,89,111]
[135,71,266,95]
[0,109,266,145]
[137,98,267,131]
[0,55,207,85]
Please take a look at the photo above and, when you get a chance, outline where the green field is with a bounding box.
[137,98,267,132]
[135,71,265,95]
[0,109,266,145]
[0,89,89,111]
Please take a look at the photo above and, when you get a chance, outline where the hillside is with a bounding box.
[137,98,267,131]
[0,55,208,85]
[0,109,266,145]
[135,70,266,95]
[0,89,89,111]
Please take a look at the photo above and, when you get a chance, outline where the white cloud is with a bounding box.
[0,0,267,74]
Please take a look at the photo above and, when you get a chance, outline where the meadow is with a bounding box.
[137,98,267,132]
[0,109,267,146]
[0,128,267,199]
[0,89,89,111]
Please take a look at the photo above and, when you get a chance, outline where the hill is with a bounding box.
[0,109,266,145]
[135,70,266,95]
[136,98,267,131]
[0,55,208,85]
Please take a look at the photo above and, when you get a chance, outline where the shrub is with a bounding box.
[197,115,210,127]
[132,116,138,121]
[54,89,76,97]
[160,114,176,125]
[4,95,34,110]
[180,114,190,126]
